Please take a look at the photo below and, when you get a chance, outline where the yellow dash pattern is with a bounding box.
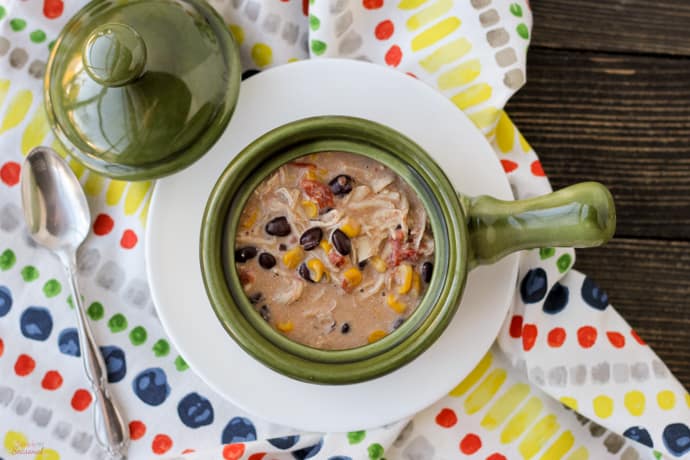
[84,173,105,197]
[51,140,69,158]
[539,431,575,460]
[450,352,492,397]
[229,24,245,45]
[592,395,614,419]
[481,383,530,430]
[468,107,499,129]
[411,17,461,52]
[685,393,690,408]
[501,396,543,444]
[566,446,589,460]
[0,80,11,109]
[451,83,492,110]
[69,158,86,179]
[21,105,50,155]
[465,369,507,414]
[657,390,676,410]
[0,90,33,134]
[4,430,28,454]
[406,0,452,31]
[559,396,578,411]
[624,390,645,416]
[106,180,128,206]
[251,43,273,68]
[124,181,152,215]
[437,58,480,90]
[519,129,532,153]
[398,0,429,11]
[519,415,560,459]
[139,194,152,228]
[419,38,472,73]
[35,448,60,460]
[496,111,515,153]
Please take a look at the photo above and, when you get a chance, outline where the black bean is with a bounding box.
[421,262,433,283]
[248,292,262,304]
[341,322,350,333]
[392,317,405,330]
[331,229,351,256]
[298,263,314,283]
[258,253,276,269]
[358,259,368,269]
[279,244,287,251]
[235,246,257,262]
[329,175,353,196]
[259,305,270,322]
[299,227,322,251]
[265,216,291,236]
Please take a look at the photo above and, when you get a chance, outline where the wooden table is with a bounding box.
[505,1,690,388]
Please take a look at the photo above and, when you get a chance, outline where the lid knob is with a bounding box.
[83,23,147,87]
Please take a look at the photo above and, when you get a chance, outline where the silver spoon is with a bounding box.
[21,146,130,459]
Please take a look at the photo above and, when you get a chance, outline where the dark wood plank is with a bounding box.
[575,239,690,388]
[505,48,690,240]
[530,0,690,56]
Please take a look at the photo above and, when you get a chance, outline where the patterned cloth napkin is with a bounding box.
[1,0,689,459]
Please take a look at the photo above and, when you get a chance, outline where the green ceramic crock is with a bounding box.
[44,0,241,181]
[200,116,616,385]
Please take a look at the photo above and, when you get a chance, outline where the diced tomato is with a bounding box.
[238,268,255,286]
[328,251,346,268]
[341,279,354,292]
[388,230,419,266]
[301,179,334,209]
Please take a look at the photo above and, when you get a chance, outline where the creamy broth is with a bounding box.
[234,152,434,349]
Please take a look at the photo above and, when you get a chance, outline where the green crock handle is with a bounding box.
[462,182,616,269]
[83,23,147,87]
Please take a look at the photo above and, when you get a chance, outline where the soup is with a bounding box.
[234,152,434,349]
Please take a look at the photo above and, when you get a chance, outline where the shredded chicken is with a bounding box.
[272,278,304,305]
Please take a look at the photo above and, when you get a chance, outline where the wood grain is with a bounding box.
[530,0,690,56]
[505,48,690,240]
[575,239,690,388]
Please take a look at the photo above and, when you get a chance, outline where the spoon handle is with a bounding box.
[65,256,130,459]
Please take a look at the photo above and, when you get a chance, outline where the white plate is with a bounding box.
[146,59,519,432]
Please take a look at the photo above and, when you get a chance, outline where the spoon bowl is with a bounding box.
[21,147,90,255]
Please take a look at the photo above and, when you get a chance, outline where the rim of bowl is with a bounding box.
[43,0,241,181]
[200,116,469,384]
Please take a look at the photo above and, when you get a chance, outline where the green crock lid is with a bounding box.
[44,0,241,180]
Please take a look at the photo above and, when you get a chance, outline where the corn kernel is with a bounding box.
[368,329,387,343]
[342,268,363,290]
[371,256,387,273]
[320,240,332,253]
[301,200,318,218]
[304,169,318,181]
[277,321,294,333]
[411,271,422,296]
[396,264,413,294]
[386,294,407,314]
[240,210,258,229]
[316,167,328,180]
[282,247,304,269]
[341,219,361,238]
[307,258,329,282]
